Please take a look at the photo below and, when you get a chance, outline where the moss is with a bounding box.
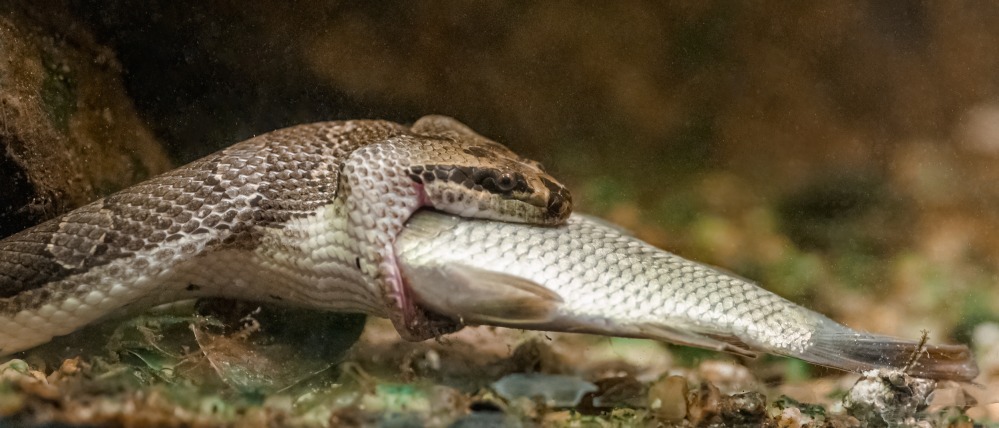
[771,395,827,419]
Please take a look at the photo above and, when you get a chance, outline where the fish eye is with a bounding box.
[496,172,516,191]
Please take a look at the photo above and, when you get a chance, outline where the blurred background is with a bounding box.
[1,0,998,421]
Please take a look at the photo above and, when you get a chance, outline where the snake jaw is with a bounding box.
[413,176,570,226]
[412,181,430,207]
[402,132,573,227]
[373,181,463,341]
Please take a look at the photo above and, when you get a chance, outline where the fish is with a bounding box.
[394,210,979,382]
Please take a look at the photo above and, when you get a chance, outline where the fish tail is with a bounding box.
[799,317,979,382]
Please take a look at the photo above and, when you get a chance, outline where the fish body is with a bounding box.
[395,211,978,381]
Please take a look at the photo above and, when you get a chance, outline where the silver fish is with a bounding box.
[395,211,978,381]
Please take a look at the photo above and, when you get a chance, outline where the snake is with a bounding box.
[0,115,571,356]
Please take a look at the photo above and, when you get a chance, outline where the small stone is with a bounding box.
[648,375,688,423]
[718,391,766,424]
[491,373,597,408]
[687,381,722,425]
[697,360,758,393]
[842,369,936,427]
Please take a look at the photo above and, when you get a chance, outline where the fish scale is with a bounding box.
[395,211,979,381]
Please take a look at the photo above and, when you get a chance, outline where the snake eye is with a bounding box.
[496,172,516,192]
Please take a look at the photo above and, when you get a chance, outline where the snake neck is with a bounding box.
[339,145,464,340]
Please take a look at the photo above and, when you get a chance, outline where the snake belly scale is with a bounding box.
[0,115,571,355]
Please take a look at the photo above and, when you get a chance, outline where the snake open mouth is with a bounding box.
[395,264,465,340]
[383,203,466,340]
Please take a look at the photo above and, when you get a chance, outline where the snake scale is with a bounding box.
[0,115,571,356]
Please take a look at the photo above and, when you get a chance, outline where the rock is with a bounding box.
[842,369,936,427]
[718,391,767,424]
[0,2,171,238]
[491,373,597,408]
[686,381,723,425]
[648,375,688,423]
[687,380,768,426]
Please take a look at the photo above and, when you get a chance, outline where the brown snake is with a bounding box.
[0,115,571,355]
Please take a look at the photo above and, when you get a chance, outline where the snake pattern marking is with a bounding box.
[0,115,571,355]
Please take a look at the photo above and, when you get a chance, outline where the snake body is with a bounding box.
[0,115,571,356]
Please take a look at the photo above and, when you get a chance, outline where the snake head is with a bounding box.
[407,116,572,226]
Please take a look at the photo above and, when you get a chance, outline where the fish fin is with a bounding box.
[636,323,759,358]
[408,264,564,325]
[797,319,979,382]
[535,317,758,358]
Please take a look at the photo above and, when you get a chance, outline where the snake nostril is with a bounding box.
[546,191,570,220]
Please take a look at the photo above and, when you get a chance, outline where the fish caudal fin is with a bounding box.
[799,318,979,382]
